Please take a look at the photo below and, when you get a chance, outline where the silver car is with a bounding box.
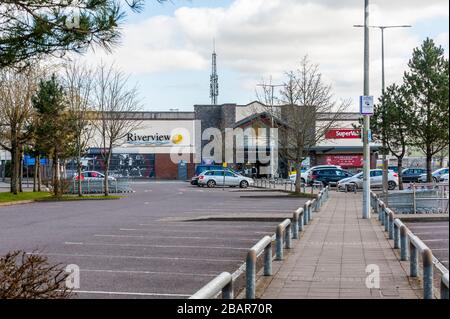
[337,169,399,191]
[198,170,254,188]
[418,168,449,183]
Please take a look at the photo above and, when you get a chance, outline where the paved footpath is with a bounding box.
[261,191,421,299]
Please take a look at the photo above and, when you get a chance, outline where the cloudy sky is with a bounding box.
[79,0,449,112]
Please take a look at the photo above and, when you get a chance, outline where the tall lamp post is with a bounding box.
[354,24,411,200]
[257,82,284,180]
[360,0,371,219]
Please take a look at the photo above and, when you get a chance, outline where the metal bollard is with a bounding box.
[222,281,234,299]
[388,212,394,240]
[264,243,272,276]
[410,242,418,277]
[303,202,310,226]
[423,249,434,299]
[246,249,257,299]
[400,225,409,261]
[441,273,449,299]
[298,208,304,232]
[276,225,284,260]
[292,212,299,239]
[394,222,400,249]
[384,209,389,232]
[380,203,386,225]
[379,202,384,221]
[285,224,292,249]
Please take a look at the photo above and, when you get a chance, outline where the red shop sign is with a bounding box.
[326,155,363,167]
[326,129,361,139]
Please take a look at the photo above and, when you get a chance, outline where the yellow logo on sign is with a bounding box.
[171,134,183,144]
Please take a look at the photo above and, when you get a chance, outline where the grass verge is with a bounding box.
[36,195,122,202]
[0,192,121,204]
[0,192,51,203]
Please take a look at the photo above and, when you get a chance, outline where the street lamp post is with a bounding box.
[257,82,284,180]
[354,24,412,201]
[362,0,370,219]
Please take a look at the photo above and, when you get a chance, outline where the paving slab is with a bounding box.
[260,191,420,299]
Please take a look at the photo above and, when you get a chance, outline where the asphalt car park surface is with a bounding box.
[405,221,449,270]
[0,182,307,299]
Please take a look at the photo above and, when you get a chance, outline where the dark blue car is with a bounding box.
[401,168,427,183]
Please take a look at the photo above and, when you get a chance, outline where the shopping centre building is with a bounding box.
[0,102,381,180]
[83,102,380,179]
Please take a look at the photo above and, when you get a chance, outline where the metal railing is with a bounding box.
[377,183,449,214]
[246,235,273,299]
[190,272,234,299]
[371,191,449,300]
[67,178,133,194]
[190,186,330,299]
[254,178,314,193]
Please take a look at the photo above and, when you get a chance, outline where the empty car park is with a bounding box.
[0,182,307,298]
[404,221,449,269]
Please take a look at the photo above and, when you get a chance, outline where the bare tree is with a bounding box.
[0,68,38,194]
[93,64,142,196]
[63,63,95,197]
[258,56,350,193]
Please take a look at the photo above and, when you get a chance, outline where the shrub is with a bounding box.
[0,251,73,299]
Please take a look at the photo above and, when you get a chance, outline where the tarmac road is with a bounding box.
[0,182,307,299]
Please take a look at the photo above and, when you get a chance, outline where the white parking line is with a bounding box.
[64,241,249,250]
[74,290,191,297]
[423,239,449,242]
[408,226,448,229]
[119,228,270,235]
[80,269,217,277]
[137,223,275,229]
[94,234,259,242]
[410,231,449,235]
[190,208,294,212]
[27,252,242,263]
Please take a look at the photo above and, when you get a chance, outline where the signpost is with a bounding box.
[361,94,374,219]
[360,96,374,115]
[222,162,227,190]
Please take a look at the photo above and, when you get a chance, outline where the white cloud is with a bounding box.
[80,0,449,109]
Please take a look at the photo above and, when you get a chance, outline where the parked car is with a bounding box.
[308,167,353,186]
[401,168,427,183]
[190,165,238,185]
[388,166,399,173]
[418,168,449,183]
[198,170,254,188]
[337,169,399,191]
[289,165,342,184]
[439,173,449,183]
[74,171,116,181]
